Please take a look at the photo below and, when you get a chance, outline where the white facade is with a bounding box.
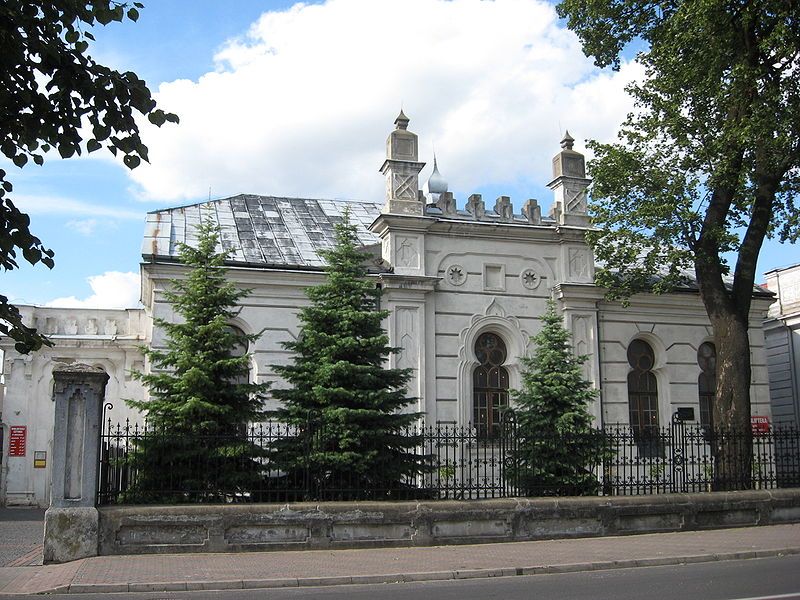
[0,115,775,506]
[0,307,146,506]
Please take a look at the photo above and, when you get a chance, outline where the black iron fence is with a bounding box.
[97,418,800,505]
[603,423,800,494]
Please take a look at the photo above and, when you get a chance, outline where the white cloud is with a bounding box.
[46,271,141,309]
[66,218,99,236]
[129,0,644,205]
[13,194,144,220]
[65,218,121,236]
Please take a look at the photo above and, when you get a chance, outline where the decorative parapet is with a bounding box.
[493,196,513,222]
[424,192,552,226]
[436,191,457,216]
[417,133,592,228]
[522,199,542,225]
[465,194,485,220]
[10,306,146,340]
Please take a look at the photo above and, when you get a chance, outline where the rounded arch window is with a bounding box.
[627,339,655,371]
[473,332,509,438]
[697,342,716,429]
[627,339,659,435]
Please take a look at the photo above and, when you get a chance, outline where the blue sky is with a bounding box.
[4,0,796,308]
[6,0,294,307]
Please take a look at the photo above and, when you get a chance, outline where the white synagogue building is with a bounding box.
[0,113,774,506]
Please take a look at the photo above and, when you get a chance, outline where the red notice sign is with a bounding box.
[751,415,770,435]
[9,426,26,457]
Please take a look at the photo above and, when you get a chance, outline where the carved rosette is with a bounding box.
[446,264,466,286]
[520,268,540,290]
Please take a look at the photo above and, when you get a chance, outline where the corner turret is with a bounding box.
[547,131,591,227]
[380,110,426,216]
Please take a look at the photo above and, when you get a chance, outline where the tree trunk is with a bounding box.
[709,312,752,490]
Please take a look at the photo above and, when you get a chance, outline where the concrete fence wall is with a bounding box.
[98,488,800,556]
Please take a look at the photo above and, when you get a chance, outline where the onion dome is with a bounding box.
[426,155,448,195]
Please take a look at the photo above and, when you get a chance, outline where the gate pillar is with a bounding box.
[43,364,109,564]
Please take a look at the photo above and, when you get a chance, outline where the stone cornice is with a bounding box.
[371,212,591,243]
[377,273,439,292]
[555,282,774,321]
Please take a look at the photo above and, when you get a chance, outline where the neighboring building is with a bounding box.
[764,263,800,426]
[0,308,146,506]
[0,113,775,506]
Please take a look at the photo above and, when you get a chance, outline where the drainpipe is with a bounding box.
[595,300,605,429]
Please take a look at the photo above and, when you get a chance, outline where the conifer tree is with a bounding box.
[127,220,269,501]
[270,208,423,499]
[509,300,604,496]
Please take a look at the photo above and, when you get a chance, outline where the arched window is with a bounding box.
[698,342,716,430]
[473,332,509,438]
[627,339,659,435]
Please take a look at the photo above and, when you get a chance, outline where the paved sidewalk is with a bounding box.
[0,509,44,568]
[0,523,798,595]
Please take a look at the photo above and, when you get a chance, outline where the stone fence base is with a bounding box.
[96,489,800,557]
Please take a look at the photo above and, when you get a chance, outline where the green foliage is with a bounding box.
[269,208,424,499]
[509,300,604,496]
[555,0,799,301]
[556,0,800,428]
[126,220,268,501]
[0,1,178,353]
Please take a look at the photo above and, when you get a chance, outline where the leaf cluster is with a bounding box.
[0,1,178,352]
[557,0,800,304]
[1,1,178,169]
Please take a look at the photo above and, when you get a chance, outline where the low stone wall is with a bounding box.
[97,489,800,556]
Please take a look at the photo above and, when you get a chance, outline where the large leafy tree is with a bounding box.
[126,221,269,502]
[509,300,604,496]
[556,1,799,449]
[270,209,424,500]
[1,1,177,352]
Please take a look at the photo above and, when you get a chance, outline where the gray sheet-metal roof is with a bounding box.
[142,194,382,268]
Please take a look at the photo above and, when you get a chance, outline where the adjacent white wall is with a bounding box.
[0,307,146,506]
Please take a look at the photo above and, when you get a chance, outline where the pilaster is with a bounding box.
[44,364,109,564]
[378,274,438,421]
[552,284,605,425]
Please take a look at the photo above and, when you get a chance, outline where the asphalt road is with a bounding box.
[7,554,799,600]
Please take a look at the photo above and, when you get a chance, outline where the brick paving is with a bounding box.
[0,508,44,568]
[0,524,798,595]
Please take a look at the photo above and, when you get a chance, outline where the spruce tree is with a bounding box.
[509,300,604,496]
[126,220,269,502]
[270,208,423,499]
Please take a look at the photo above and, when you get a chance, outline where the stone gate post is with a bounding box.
[43,364,109,564]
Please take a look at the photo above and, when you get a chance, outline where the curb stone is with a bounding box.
[242,578,299,589]
[18,546,800,595]
[66,583,127,594]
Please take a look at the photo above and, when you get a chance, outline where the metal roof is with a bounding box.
[142,194,382,268]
